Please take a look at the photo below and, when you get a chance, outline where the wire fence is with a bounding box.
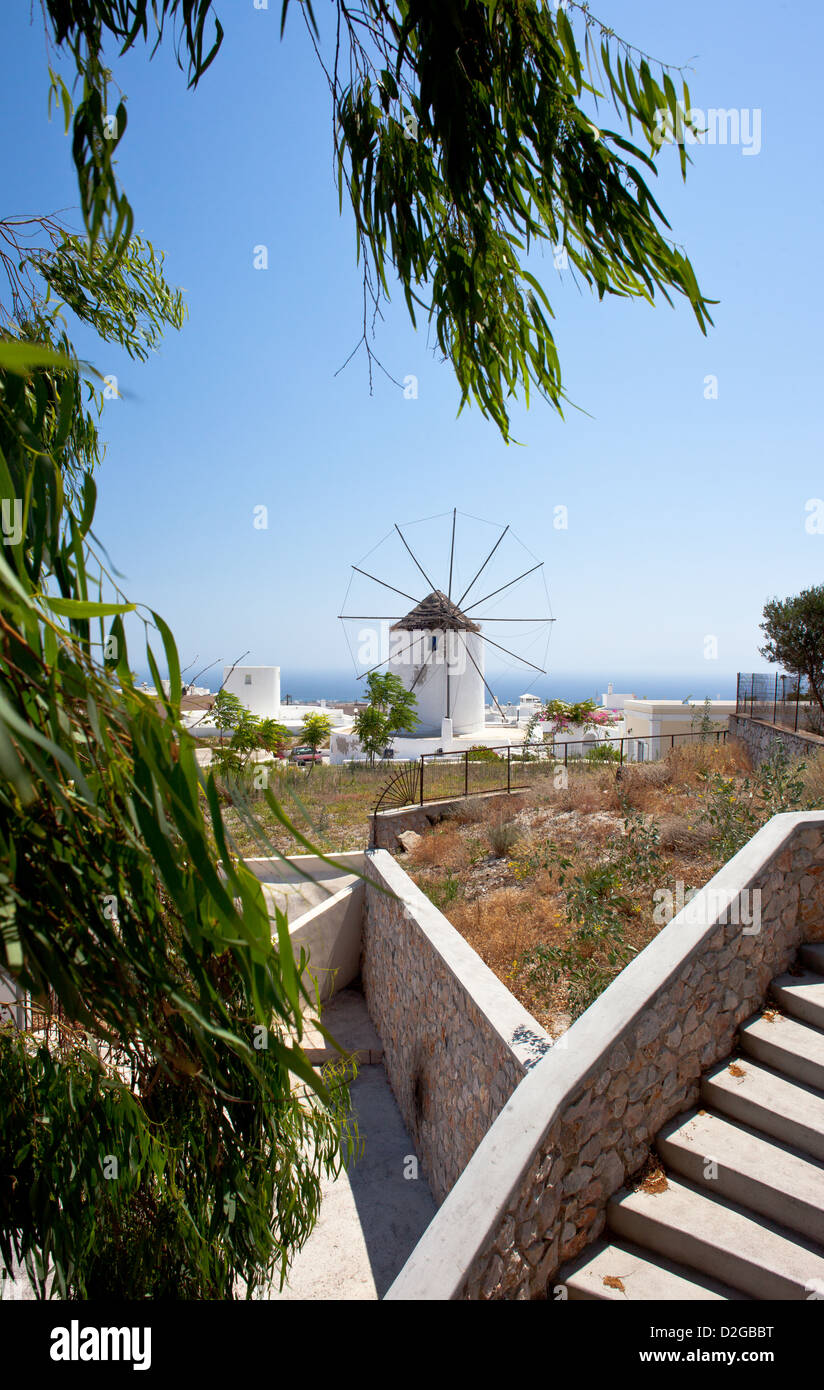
[736,673,824,735]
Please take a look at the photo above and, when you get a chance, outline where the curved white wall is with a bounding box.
[390,629,485,736]
[222,665,281,719]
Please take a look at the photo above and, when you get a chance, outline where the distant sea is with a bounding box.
[177,670,739,705]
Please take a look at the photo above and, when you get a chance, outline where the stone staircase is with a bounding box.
[562,942,824,1300]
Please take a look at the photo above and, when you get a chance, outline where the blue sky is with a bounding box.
[3,0,822,700]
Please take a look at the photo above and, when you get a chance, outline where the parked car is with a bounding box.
[289,745,324,765]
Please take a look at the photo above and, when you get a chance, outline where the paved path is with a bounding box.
[269,990,436,1300]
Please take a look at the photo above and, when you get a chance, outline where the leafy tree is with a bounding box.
[0,0,715,1296]
[760,587,824,719]
[466,745,502,762]
[37,0,712,439]
[353,672,418,764]
[258,719,290,758]
[216,707,263,777]
[213,688,245,738]
[299,713,333,770]
[0,241,352,1297]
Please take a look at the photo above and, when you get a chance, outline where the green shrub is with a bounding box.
[584,744,621,764]
[425,873,463,910]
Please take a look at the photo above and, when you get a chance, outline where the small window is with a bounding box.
[431,635,437,651]
[244,674,252,685]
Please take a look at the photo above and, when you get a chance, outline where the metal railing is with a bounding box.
[1,986,136,1084]
[373,729,730,814]
[736,672,823,735]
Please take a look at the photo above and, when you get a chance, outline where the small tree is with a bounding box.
[212,688,244,743]
[760,587,824,718]
[690,696,719,740]
[258,719,290,758]
[299,713,333,772]
[353,673,418,765]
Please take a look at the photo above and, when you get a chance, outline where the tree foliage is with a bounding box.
[760,586,824,717]
[39,0,712,437]
[0,177,354,1305]
[353,671,418,764]
[299,712,333,758]
[0,0,715,1294]
[0,269,356,1291]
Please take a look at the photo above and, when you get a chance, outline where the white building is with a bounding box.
[601,682,636,712]
[222,665,281,720]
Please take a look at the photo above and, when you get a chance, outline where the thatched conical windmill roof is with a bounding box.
[391,590,481,634]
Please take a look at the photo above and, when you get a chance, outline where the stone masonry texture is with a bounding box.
[361,861,530,1205]
[454,820,824,1299]
[729,712,824,768]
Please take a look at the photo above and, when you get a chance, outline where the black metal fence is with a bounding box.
[374,729,730,813]
[736,672,823,735]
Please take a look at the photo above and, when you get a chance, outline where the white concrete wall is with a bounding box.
[289,882,365,1003]
[243,853,368,1002]
[391,629,485,737]
[601,690,635,711]
[222,665,281,719]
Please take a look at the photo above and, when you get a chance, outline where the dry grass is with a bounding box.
[408,824,471,871]
[665,739,751,785]
[486,817,523,858]
[405,744,752,1036]
[656,814,715,855]
[218,762,391,856]
[801,749,824,808]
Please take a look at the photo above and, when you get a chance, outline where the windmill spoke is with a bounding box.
[447,507,457,601]
[456,524,509,607]
[456,632,509,721]
[476,629,547,674]
[352,566,418,604]
[394,523,438,593]
[463,562,544,614]
[357,632,431,679]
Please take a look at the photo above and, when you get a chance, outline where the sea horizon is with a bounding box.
[166,669,741,706]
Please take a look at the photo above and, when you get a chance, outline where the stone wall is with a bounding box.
[385,811,824,1300]
[729,712,824,767]
[361,850,552,1204]
[370,790,523,851]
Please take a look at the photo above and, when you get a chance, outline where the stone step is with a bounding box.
[657,1108,824,1244]
[771,972,824,1030]
[800,942,824,974]
[561,1238,743,1301]
[701,1057,824,1161]
[739,1011,824,1092]
[608,1176,824,1301]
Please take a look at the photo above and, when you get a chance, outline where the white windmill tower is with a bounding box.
[388,589,486,737]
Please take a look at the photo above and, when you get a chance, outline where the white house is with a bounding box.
[601,682,636,712]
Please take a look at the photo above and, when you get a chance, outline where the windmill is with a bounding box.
[339,509,554,742]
